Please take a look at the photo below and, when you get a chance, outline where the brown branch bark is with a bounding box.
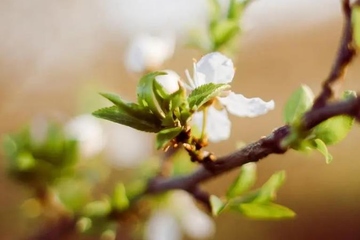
[146,96,360,197]
[312,0,357,109]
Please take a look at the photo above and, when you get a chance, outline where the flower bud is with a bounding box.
[154,70,180,94]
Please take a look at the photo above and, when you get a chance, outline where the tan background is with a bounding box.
[1,0,360,239]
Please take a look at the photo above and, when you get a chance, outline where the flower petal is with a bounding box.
[192,106,231,142]
[65,115,105,158]
[125,34,175,72]
[196,52,234,84]
[145,210,181,240]
[169,191,215,239]
[219,92,275,117]
[155,70,180,94]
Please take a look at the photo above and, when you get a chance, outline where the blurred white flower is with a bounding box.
[185,52,275,142]
[170,191,215,239]
[125,34,175,73]
[145,191,214,240]
[155,70,180,94]
[103,122,152,168]
[65,115,105,158]
[145,210,181,240]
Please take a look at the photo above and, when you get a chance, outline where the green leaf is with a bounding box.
[313,91,355,145]
[254,171,286,203]
[284,85,314,124]
[112,183,129,211]
[211,19,239,48]
[83,199,111,217]
[210,195,225,216]
[152,77,174,113]
[168,85,187,112]
[171,148,196,176]
[93,106,162,132]
[353,6,360,48]
[314,115,354,145]
[227,163,256,198]
[77,217,92,233]
[314,138,333,164]
[227,0,250,20]
[234,203,295,219]
[16,152,36,171]
[188,83,230,110]
[155,127,183,149]
[137,72,167,119]
[208,0,222,23]
[100,92,151,116]
[56,179,91,211]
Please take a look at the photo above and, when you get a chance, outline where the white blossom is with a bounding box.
[155,70,180,94]
[145,210,181,240]
[185,52,275,142]
[145,191,215,240]
[65,115,105,158]
[170,191,215,239]
[125,34,175,73]
[103,122,152,168]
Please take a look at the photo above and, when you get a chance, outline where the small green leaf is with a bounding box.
[227,189,262,206]
[227,0,250,20]
[188,83,230,110]
[210,195,225,216]
[77,217,92,233]
[284,85,314,124]
[227,163,256,198]
[234,203,295,219]
[353,6,360,48]
[314,138,333,164]
[168,85,187,112]
[255,171,286,203]
[314,115,354,145]
[171,149,196,176]
[211,19,239,48]
[56,179,91,211]
[16,152,36,171]
[313,91,355,145]
[155,127,183,149]
[83,200,111,217]
[208,0,222,23]
[125,180,147,200]
[112,183,129,211]
[137,72,167,119]
[93,106,161,132]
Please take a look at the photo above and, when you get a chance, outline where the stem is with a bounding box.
[200,107,208,140]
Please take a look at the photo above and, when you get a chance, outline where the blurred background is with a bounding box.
[1,0,360,239]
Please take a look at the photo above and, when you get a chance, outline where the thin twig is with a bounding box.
[312,0,357,109]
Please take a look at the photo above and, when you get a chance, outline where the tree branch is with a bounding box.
[145,96,360,197]
[312,0,357,109]
[140,0,359,209]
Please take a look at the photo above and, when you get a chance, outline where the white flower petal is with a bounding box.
[125,34,175,72]
[145,210,181,240]
[103,122,152,168]
[181,210,215,239]
[155,70,180,94]
[169,191,215,239]
[65,115,105,158]
[192,106,231,142]
[196,52,234,84]
[219,92,275,117]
